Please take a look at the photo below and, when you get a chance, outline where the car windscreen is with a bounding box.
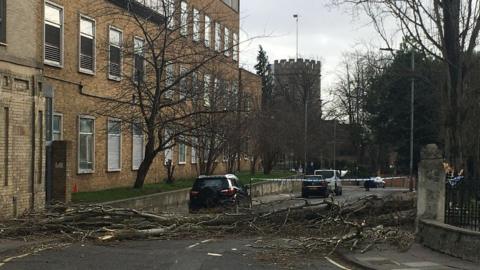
[315,171,334,179]
[192,178,229,191]
[303,176,324,186]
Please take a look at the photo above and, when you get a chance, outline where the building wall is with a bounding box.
[0,0,45,218]
[43,0,254,193]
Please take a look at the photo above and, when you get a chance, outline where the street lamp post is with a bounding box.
[293,14,299,60]
[380,47,415,192]
[293,14,307,174]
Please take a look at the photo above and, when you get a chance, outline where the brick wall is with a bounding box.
[0,0,45,219]
[42,0,255,194]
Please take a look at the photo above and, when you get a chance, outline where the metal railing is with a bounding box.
[445,177,480,231]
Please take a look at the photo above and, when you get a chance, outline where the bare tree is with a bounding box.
[332,0,480,169]
[331,49,384,165]
[85,0,242,188]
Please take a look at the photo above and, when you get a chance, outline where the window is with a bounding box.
[0,0,6,44]
[108,27,122,80]
[132,123,144,170]
[44,2,63,66]
[192,8,200,42]
[79,16,95,73]
[52,113,63,141]
[179,66,188,99]
[191,72,199,99]
[178,142,186,164]
[165,62,175,99]
[78,117,94,173]
[164,129,173,165]
[136,0,165,15]
[204,74,211,107]
[133,37,145,84]
[166,0,175,29]
[215,22,221,51]
[191,138,197,163]
[224,27,230,56]
[107,119,121,171]
[233,32,238,61]
[204,15,211,47]
[3,107,9,186]
[180,1,188,36]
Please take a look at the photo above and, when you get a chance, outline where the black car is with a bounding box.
[301,175,330,198]
[189,174,249,212]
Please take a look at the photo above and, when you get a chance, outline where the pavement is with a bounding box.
[337,243,479,270]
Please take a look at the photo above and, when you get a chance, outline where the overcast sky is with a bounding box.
[239,0,384,101]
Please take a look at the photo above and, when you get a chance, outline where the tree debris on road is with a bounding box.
[0,192,416,256]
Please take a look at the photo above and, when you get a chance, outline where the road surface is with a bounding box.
[0,187,406,270]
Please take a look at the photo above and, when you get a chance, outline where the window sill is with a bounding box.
[45,61,63,68]
[78,169,95,174]
[178,161,186,165]
[108,75,122,81]
[107,169,122,172]
[79,69,95,76]
[0,42,7,47]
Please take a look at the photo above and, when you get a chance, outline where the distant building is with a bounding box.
[272,58,322,107]
[0,0,46,218]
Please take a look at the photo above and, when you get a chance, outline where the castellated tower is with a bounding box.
[272,58,322,105]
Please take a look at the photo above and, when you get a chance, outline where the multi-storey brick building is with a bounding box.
[0,0,46,218]
[41,0,258,198]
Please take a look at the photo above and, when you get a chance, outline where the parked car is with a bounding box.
[301,175,331,198]
[313,169,343,196]
[188,174,249,212]
[364,176,385,190]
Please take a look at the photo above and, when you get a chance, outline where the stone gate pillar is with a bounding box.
[417,144,445,224]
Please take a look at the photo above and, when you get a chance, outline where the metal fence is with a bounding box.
[445,177,480,231]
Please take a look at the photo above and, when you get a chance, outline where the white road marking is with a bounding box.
[0,243,70,269]
[201,239,213,243]
[325,256,352,270]
[187,243,200,249]
[207,253,222,257]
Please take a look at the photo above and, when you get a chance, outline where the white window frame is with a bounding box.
[108,26,123,81]
[224,27,230,57]
[132,122,145,171]
[204,15,211,48]
[107,118,122,172]
[204,74,211,107]
[166,0,175,29]
[178,142,186,164]
[191,138,197,164]
[192,8,200,42]
[44,1,64,67]
[78,115,95,174]
[180,1,188,36]
[165,61,175,99]
[215,22,222,52]
[233,32,238,62]
[164,129,174,165]
[133,36,145,84]
[179,66,188,99]
[52,113,63,141]
[79,15,96,74]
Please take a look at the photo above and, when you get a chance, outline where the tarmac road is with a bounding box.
[0,239,356,270]
[0,187,406,270]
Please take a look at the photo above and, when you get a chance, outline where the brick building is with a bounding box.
[40,0,258,198]
[0,0,46,218]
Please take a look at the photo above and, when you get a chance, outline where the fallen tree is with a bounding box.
[0,192,416,255]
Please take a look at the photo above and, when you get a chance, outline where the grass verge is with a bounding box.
[72,170,294,204]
